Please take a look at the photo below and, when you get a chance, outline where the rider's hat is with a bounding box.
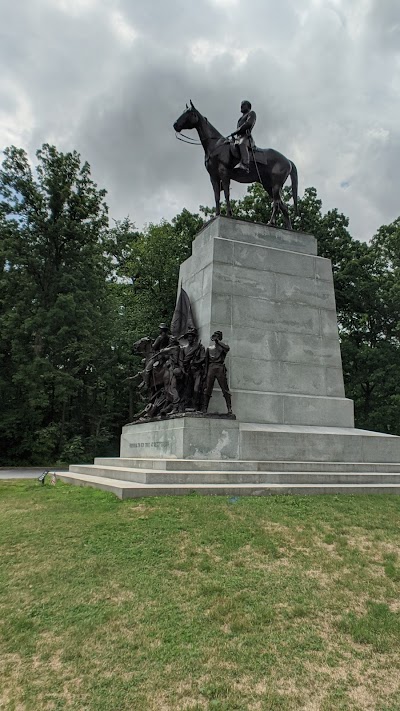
[159,323,169,331]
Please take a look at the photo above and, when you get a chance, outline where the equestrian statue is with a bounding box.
[173,100,298,230]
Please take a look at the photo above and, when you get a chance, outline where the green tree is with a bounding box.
[0,144,123,463]
[341,218,400,433]
[116,208,205,338]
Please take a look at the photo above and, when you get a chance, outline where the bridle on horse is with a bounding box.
[174,131,202,145]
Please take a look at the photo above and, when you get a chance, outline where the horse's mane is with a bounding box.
[198,113,223,140]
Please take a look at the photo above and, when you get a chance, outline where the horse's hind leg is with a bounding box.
[268,186,280,226]
[269,183,292,229]
[280,197,292,230]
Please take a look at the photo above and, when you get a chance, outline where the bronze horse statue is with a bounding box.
[132,337,165,394]
[173,101,298,229]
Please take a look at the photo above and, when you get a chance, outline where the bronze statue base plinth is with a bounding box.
[126,411,236,426]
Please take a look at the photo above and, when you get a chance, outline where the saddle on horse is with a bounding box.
[228,136,256,160]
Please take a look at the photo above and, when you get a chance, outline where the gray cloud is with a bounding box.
[1,0,399,240]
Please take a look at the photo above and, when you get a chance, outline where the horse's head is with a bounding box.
[132,337,152,356]
[173,100,199,133]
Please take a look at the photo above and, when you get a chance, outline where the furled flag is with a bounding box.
[170,287,196,338]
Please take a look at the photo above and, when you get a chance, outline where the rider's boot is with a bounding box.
[235,143,250,173]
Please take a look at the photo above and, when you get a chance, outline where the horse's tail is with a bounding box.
[290,161,298,216]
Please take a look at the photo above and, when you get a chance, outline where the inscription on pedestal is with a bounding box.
[129,442,165,449]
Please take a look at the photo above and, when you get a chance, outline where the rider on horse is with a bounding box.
[228,100,256,173]
[152,323,170,352]
[173,99,297,229]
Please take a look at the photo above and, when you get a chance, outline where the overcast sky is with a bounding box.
[1,0,398,240]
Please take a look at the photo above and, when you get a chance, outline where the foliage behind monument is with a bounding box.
[0,145,120,463]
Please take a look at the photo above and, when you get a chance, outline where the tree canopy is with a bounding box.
[0,145,118,463]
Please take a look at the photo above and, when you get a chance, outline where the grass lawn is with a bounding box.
[1,481,400,710]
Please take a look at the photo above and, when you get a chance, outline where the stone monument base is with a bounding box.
[119,416,400,463]
[57,416,400,498]
[56,218,400,498]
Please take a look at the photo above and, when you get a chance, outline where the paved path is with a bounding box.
[0,468,67,480]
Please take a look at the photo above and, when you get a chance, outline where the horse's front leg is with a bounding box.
[221,177,232,217]
[210,176,221,216]
[218,161,233,217]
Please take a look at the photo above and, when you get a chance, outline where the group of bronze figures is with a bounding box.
[131,325,233,421]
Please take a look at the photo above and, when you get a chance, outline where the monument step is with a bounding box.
[57,471,400,499]
[68,464,400,486]
[94,457,400,473]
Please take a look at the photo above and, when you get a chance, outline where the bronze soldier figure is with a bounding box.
[143,323,170,389]
[181,327,205,411]
[152,323,170,352]
[203,331,233,415]
[159,335,182,413]
[228,100,256,173]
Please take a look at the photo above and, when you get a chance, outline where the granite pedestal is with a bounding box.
[179,216,353,426]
